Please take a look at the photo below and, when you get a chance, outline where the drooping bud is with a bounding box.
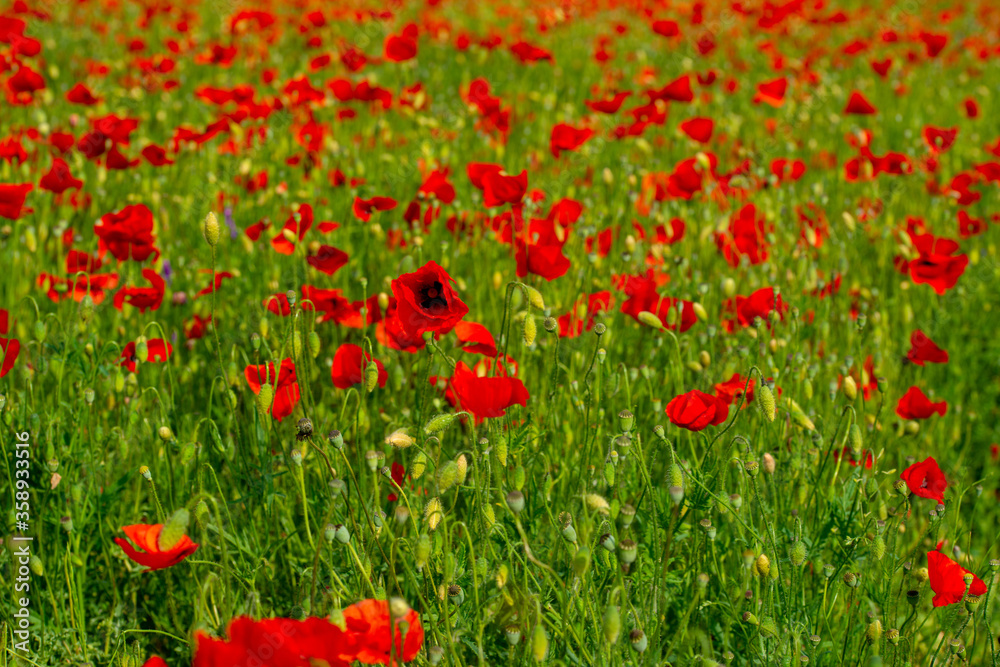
[790,541,807,566]
[522,312,536,345]
[307,331,321,358]
[603,604,621,644]
[866,619,882,644]
[843,376,858,401]
[135,337,149,363]
[524,285,545,310]
[637,311,664,329]
[755,553,771,578]
[385,429,415,448]
[757,384,776,422]
[256,383,274,419]
[411,451,427,480]
[425,413,459,435]
[158,508,190,551]
[424,497,443,531]
[531,624,548,660]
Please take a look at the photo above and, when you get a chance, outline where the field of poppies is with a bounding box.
[2,0,1000,665]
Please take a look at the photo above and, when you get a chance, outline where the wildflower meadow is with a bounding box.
[1,0,1000,665]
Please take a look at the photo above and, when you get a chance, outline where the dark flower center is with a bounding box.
[419,281,448,312]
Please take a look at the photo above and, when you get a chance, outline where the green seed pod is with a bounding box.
[506,490,525,514]
[531,624,548,660]
[757,384,776,422]
[158,508,190,551]
[505,625,522,647]
[522,312,536,345]
[203,211,220,246]
[307,331,321,358]
[618,409,634,432]
[603,604,621,644]
[524,285,545,310]
[630,629,648,653]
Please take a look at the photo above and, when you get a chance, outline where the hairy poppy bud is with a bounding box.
[532,624,548,660]
[79,294,95,323]
[524,285,545,310]
[585,493,610,514]
[755,553,771,578]
[364,362,379,392]
[872,535,886,560]
[494,438,508,467]
[437,461,459,492]
[158,508,190,551]
[135,337,149,363]
[158,426,173,441]
[759,616,778,638]
[307,331,320,358]
[866,619,882,644]
[385,429,414,448]
[572,546,591,576]
[522,312,536,345]
[256,383,274,418]
[203,211,220,247]
[603,604,621,644]
[791,541,807,566]
[762,452,776,474]
[415,533,431,570]
[481,502,496,528]
[424,498,443,531]
[843,376,858,402]
[637,311,664,329]
[757,384,776,422]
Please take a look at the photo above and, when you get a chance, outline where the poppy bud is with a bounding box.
[755,553,771,578]
[203,211,220,247]
[757,384,776,422]
[513,464,526,491]
[307,331,321,358]
[524,285,545,310]
[699,350,711,367]
[482,502,496,528]
[195,500,210,529]
[495,438,508,466]
[759,616,778,638]
[455,454,468,485]
[135,337,149,363]
[638,310,663,329]
[158,508,190,551]
[415,533,431,570]
[866,619,882,644]
[256,383,274,418]
[790,541,807,566]
[762,452,776,474]
[424,497,443,530]
[33,319,46,341]
[362,362,379,392]
[522,312,536,345]
[79,294,95,323]
[603,604,621,644]
[532,624,548,660]
[843,376,858,401]
[385,428,414,448]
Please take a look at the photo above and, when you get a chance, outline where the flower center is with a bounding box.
[419,281,448,312]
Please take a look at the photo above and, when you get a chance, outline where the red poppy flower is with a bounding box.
[141,144,174,166]
[510,41,552,63]
[389,261,468,337]
[0,308,19,378]
[844,91,876,115]
[384,25,418,62]
[37,272,119,304]
[900,456,947,502]
[418,169,456,203]
[114,523,198,571]
[453,321,497,357]
[724,287,788,330]
[0,183,33,220]
[906,330,948,366]
[352,196,397,222]
[271,203,314,254]
[196,271,233,298]
[245,358,300,421]
[905,231,968,294]
[649,74,693,102]
[141,658,168,667]
[66,82,100,105]
[679,117,714,143]
[343,598,424,665]
[331,344,387,390]
[94,204,159,263]
[895,386,946,420]
[753,77,787,106]
[193,616,355,667]
[387,461,406,501]
[550,123,594,158]
[185,314,212,340]
[833,446,875,469]
[923,126,958,153]
[585,91,631,114]
[447,361,529,423]
[714,372,755,406]
[119,339,172,374]
[306,245,349,276]
[666,389,729,431]
[715,203,769,267]
[927,550,987,607]
[482,169,528,208]
[39,158,84,193]
[113,268,165,313]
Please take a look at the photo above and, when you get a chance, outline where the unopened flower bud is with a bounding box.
[203,211,220,246]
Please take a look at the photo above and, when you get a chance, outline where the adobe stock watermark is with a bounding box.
[12,429,35,655]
